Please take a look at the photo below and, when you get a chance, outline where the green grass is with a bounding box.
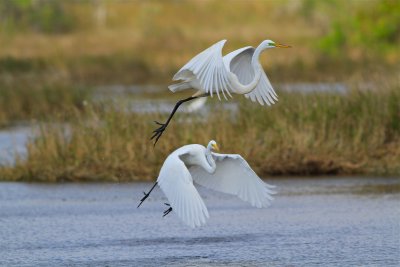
[1,84,398,182]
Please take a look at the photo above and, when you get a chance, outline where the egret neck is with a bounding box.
[229,42,271,94]
[205,143,217,174]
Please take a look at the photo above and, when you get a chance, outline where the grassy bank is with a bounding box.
[1,84,398,182]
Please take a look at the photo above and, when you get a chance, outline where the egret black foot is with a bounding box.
[163,203,173,217]
[151,121,167,146]
[137,191,150,208]
[137,182,158,208]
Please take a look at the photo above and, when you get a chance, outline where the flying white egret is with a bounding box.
[151,39,291,145]
[137,140,276,228]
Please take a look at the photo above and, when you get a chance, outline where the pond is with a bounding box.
[1,177,399,266]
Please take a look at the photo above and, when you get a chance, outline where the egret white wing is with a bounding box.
[226,47,278,106]
[223,46,253,71]
[189,153,276,208]
[157,154,209,228]
[224,46,254,85]
[244,71,278,106]
[172,40,233,100]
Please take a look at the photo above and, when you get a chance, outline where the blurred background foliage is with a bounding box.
[314,0,400,58]
[0,0,78,34]
[0,0,398,85]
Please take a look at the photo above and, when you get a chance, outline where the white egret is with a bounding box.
[151,39,291,144]
[137,140,276,228]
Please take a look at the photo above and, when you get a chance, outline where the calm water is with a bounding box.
[1,177,399,266]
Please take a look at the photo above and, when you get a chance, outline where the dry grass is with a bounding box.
[1,84,399,182]
[0,78,91,127]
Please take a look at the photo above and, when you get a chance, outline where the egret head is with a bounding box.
[208,140,220,152]
[261,39,291,49]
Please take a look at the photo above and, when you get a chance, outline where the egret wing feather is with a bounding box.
[225,46,255,85]
[244,70,278,106]
[157,153,209,228]
[225,46,278,106]
[172,40,234,99]
[189,153,275,208]
[223,46,253,68]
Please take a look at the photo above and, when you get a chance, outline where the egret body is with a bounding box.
[138,140,276,228]
[151,39,290,145]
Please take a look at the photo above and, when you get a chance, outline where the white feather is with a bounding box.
[172,40,233,98]
[226,46,278,106]
[155,142,276,228]
[169,39,280,106]
[190,153,275,208]
[157,146,209,228]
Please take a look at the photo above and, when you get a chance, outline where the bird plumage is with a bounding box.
[151,40,290,145]
[168,39,280,106]
[191,153,275,208]
[156,141,276,228]
[157,145,210,228]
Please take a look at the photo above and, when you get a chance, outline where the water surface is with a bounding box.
[1,177,399,266]
[0,125,34,165]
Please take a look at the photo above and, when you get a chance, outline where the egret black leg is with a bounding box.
[137,182,158,208]
[151,94,208,146]
[163,203,173,217]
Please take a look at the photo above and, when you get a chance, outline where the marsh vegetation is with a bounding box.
[0,0,399,181]
[1,83,399,182]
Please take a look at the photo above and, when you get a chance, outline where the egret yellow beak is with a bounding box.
[275,43,291,48]
[212,143,220,152]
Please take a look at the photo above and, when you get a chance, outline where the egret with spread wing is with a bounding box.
[137,140,276,228]
[151,39,291,145]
